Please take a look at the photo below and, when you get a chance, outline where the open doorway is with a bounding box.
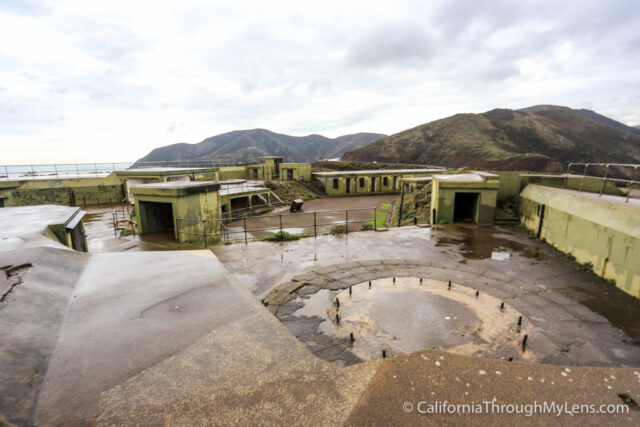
[371,177,376,192]
[139,201,174,233]
[286,169,294,180]
[453,192,479,223]
[346,178,351,194]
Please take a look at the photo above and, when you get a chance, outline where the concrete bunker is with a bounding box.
[130,181,221,241]
[431,172,499,225]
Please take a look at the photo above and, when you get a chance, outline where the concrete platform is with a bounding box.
[1,222,640,425]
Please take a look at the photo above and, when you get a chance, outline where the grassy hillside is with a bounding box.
[311,161,428,171]
[392,184,432,226]
[137,130,386,164]
[343,106,640,172]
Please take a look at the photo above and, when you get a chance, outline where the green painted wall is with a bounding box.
[218,166,250,180]
[280,163,312,181]
[0,173,124,207]
[518,184,640,298]
[431,179,499,225]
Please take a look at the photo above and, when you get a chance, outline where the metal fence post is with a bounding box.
[345,210,349,234]
[202,220,207,247]
[314,212,317,237]
[374,208,377,230]
[599,164,609,196]
[579,164,588,192]
[279,214,283,234]
[563,163,571,188]
[243,217,248,244]
[626,167,638,203]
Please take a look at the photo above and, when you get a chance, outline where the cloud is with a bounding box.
[347,22,435,68]
[0,0,640,163]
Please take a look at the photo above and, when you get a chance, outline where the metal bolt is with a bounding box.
[508,357,513,362]
[368,281,371,289]
[349,286,352,296]
[350,332,354,342]
[336,314,340,324]
[336,298,340,308]
[420,278,423,285]
[518,316,522,326]
[448,281,451,290]
[500,302,504,310]
[475,290,479,298]
[382,350,386,358]
[522,334,528,349]
[393,277,396,284]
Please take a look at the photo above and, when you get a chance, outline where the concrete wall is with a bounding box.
[0,174,124,207]
[518,184,640,298]
[315,173,433,195]
[280,163,312,181]
[431,179,499,225]
[219,166,250,181]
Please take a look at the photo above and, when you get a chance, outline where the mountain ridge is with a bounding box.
[136,129,386,164]
[342,106,640,172]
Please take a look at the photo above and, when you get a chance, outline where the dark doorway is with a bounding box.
[453,192,479,223]
[231,196,250,212]
[252,169,258,179]
[287,169,294,180]
[371,177,376,192]
[346,178,351,193]
[140,201,174,233]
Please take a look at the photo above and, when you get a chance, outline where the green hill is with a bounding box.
[136,129,386,164]
[342,106,640,172]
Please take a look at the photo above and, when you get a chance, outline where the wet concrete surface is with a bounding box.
[3,213,640,424]
[225,225,640,367]
[0,246,89,426]
[279,277,532,366]
[0,205,82,252]
[225,194,397,240]
[83,206,201,252]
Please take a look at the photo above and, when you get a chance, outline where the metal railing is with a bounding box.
[564,162,639,202]
[0,159,266,180]
[176,207,377,245]
[112,205,135,237]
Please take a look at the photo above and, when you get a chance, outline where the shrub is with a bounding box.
[330,225,347,235]
[581,261,594,271]
[360,223,374,231]
[565,252,576,262]
[515,223,528,232]
[264,181,276,190]
[606,279,616,286]
[263,231,301,241]
[437,218,450,225]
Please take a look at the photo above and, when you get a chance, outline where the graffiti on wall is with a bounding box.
[9,184,124,207]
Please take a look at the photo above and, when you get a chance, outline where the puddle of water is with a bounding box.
[292,289,334,317]
[435,225,546,260]
[283,277,531,364]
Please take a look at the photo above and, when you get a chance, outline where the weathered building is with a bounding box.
[430,172,499,225]
[313,168,445,195]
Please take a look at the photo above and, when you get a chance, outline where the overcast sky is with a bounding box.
[1,0,639,164]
